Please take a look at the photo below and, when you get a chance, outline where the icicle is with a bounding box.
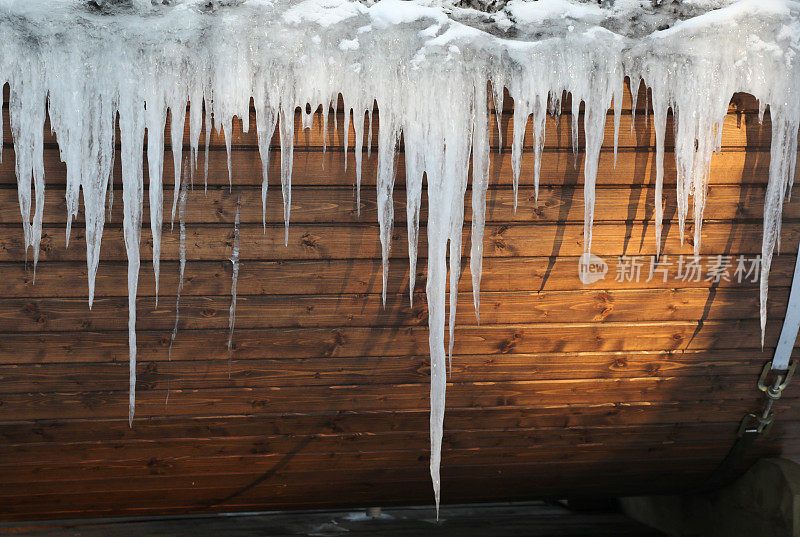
[222,118,233,190]
[145,89,166,306]
[254,85,277,231]
[354,107,365,215]
[404,141,424,306]
[674,107,690,245]
[169,159,189,360]
[531,94,546,202]
[630,76,640,132]
[321,102,329,159]
[331,94,338,138]
[509,100,528,211]
[9,70,46,275]
[118,89,145,427]
[170,96,187,226]
[425,160,449,520]
[279,102,295,246]
[651,88,668,256]
[691,119,718,255]
[0,81,3,164]
[82,94,116,307]
[204,94,212,192]
[301,103,315,131]
[376,110,397,306]
[492,75,504,155]
[107,127,116,221]
[761,111,800,346]
[50,66,83,249]
[48,81,118,307]
[612,83,622,167]
[549,93,562,127]
[446,116,472,373]
[581,98,608,255]
[470,83,490,320]
[366,105,373,158]
[425,134,452,521]
[570,95,580,156]
[343,105,351,172]
[228,195,241,374]
[189,86,204,188]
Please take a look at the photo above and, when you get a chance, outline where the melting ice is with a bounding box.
[0,0,798,512]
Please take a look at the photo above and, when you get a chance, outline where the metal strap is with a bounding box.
[773,238,800,370]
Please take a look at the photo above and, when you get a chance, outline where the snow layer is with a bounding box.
[0,0,798,512]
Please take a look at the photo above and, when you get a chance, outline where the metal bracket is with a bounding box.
[738,360,795,438]
[738,411,775,436]
[758,360,796,399]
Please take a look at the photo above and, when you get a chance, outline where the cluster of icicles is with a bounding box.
[1,0,798,512]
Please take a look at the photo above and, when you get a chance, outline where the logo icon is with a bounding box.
[578,253,608,285]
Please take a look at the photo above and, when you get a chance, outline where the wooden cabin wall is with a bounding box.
[0,82,799,520]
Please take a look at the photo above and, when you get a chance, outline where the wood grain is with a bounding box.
[0,85,797,519]
[0,184,796,226]
[0,255,792,299]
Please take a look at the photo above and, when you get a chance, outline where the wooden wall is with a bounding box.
[0,83,799,520]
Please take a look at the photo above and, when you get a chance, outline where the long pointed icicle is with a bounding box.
[354,106,365,215]
[278,102,294,246]
[188,86,204,187]
[228,196,241,374]
[145,90,166,306]
[426,156,450,520]
[119,90,145,427]
[426,131,456,518]
[651,88,668,256]
[531,94,547,203]
[255,86,277,232]
[170,97,187,226]
[761,112,800,346]
[612,83,622,167]
[405,142,424,306]
[470,82,490,321]
[169,159,190,360]
[509,100,528,212]
[9,71,46,275]
[581,98,608,255]
[446,107,473,372]
[107,127,115,221]
[84,95,116,307]
[376,112,397,306]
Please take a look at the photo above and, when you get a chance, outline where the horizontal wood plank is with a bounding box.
[0,466,716,520]
[0,374,790,421]
[0,221,796,263]
[0,146,793,188]
[0,350,771,393]
[0,321,791,364]
[0,287,787,333]
[0,255,791,299]
[1,184,797,226]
